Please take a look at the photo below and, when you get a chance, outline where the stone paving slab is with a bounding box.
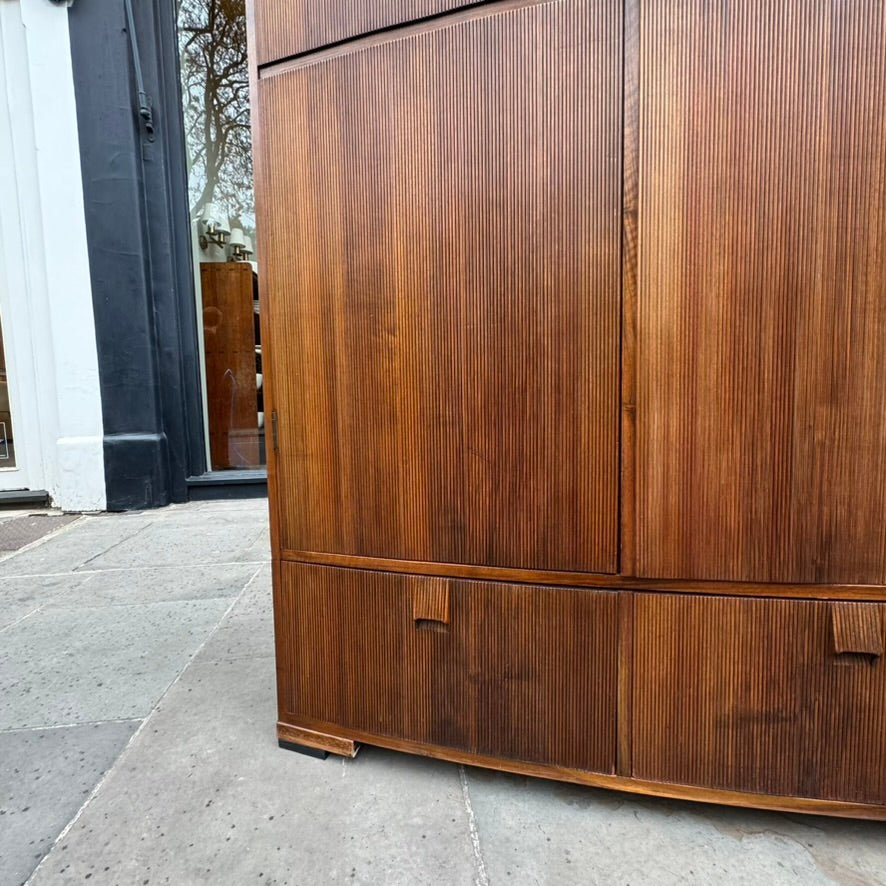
[234,526,272,563]
[40,564,260,609]
[26,657,479,886]
[228,565,271,617]
[0,721,138,886]
[83,522,268,570]
[0,572,95,611]
[0,573,94,632]
[0,516,152,578]
[152,501,270,524]
[198,610,275,663]
[199,566,274,662]
[0,599,233,730]
[464,767,886,885]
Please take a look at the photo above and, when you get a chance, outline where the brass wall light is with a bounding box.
[198,203,230,251]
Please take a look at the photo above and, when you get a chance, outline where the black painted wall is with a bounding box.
[68,0,205,509]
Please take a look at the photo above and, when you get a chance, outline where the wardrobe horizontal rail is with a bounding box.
[279,550,886,601]
[257,0,556,76]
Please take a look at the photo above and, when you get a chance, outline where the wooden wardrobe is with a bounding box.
[248,0,886,818]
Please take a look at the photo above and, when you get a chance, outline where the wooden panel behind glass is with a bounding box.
[278,562,619,772]
[257,0,622,571]
[635,1,886,582]
[633,593,886,804]
[200,263,260,469]
[253,0,477,67]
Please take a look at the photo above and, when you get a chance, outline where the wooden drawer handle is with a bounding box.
[831,602,884,657]
[412,577,450,632]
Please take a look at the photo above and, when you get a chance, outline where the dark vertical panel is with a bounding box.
[69,0,206,508]
[257,0,623,572]
[636,0,886,582]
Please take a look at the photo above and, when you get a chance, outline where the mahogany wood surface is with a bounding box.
[257,0,623,573]
[633,593,886,804]
[277,722,359,758]
[246,0,283,562]
[831,602,885,656]
[199,263,259,469]
[616,590,634,776]
[635,0,886,584]
[253,0,481,67]
[280,549,886,602]
[251,0,886,818]
[277,562,619,773]
[619,0,640,577]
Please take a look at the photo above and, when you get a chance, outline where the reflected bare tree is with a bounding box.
[178,0,253,226]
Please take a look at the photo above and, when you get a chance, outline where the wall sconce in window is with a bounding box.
[228,229,254,262]
[228,228,248,261]
[199,203,230,251]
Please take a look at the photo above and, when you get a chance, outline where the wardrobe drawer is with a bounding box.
[253,0,477,67]
[633,594,886,804]
[277,562,619,772]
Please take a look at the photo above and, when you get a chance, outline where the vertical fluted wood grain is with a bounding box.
[633,593,886,804]
[257,0,623,572]
[636,0,886,583]
[253,0,485,66]
[279,562,619,772]
[620,0,640,577]
[831,602,885,655]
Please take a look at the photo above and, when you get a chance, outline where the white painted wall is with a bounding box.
[0,0,106,511]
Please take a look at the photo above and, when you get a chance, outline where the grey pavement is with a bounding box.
[0,501,883,886]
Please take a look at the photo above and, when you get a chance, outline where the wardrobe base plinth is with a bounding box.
[276,720,886,821]
[277,722,360,759]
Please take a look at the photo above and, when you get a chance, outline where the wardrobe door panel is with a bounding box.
[633,593,886,804]
[257,1,623,572]
[634,0,886,582]
[253,0,478,66]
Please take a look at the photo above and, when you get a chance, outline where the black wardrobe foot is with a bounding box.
[278,738,329,760]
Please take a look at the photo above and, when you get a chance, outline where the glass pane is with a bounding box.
[178,0,264,470]
[199,262,264,469]
[0,314,17,468]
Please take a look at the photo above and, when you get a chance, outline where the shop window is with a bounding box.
[178,0,263,471]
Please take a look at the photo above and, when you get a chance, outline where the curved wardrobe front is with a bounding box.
[250,0,886,819]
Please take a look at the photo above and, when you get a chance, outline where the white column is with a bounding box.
[0,0,106,511]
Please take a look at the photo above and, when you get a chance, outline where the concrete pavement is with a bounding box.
[0,500,884,885]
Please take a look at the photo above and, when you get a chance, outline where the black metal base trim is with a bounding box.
[187,469,268,486]
[186,470,268,501]
[0,490,51,507]
[104,433,171,511]
[278,739,329,760]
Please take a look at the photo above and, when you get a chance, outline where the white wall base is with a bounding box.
[55,437,107,512]
[0,0,107,511]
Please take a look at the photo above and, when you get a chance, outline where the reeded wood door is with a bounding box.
[633,594,886,804]
[278,562,620,773]
[252,0,479,66]
[258,0,623,572]
[633,0,886,583]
